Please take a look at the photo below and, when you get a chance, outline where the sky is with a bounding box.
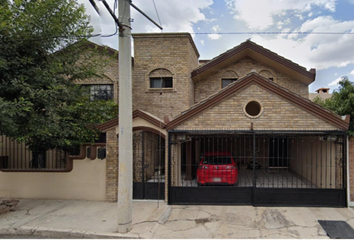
[78,0,354,93]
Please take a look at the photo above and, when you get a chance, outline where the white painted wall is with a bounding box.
[0,158,106,201]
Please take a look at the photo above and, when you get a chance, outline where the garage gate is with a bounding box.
[168,131,347,207]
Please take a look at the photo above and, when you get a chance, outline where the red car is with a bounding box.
[197,152,238,186]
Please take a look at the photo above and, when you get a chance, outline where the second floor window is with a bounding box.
[222,78,238,88]
[150,77,173,88]
[82,84,114,101]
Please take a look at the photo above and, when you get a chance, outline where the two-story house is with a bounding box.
[0,33,350,207]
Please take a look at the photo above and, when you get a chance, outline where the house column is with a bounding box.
[105,128,118,202]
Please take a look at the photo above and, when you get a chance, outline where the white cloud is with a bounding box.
[131,0,213,33]
[208,34,222,40]
[328,77,342,86]
[225,0,337,30]
[249,15,354,70]
[208,25,222,40]
[350,70,354,76]
[200,40,205,46]
[211,25,221,32]
[81,0,213,48]
[207,18,217,23]
[334,73,338,76]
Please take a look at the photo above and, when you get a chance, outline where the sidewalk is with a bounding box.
[0,199,169,238]
[1,199,354,238]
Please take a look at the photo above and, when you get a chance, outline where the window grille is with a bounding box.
[82,84,114,101]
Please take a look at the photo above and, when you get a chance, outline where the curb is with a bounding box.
[0,226,140,239]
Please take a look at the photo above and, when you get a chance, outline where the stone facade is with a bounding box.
[132,33,199,120]
[73,48,119,104]
[99,33,348,203]
[194,57,308,103]
[176,84,338,131]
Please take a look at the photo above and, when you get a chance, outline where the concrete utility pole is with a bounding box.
[89,0,162,234]
[117,0,133,233]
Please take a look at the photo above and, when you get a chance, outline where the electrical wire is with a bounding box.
[192,31,354,35]
[98,0,118,38]
[152,0,162,27]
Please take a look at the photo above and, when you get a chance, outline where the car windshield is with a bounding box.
[202,155,233,165]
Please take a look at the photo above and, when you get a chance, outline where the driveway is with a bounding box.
[1,199,354,238]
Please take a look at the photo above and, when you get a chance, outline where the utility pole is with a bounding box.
[117,0,132,233]
[89,0,162,234]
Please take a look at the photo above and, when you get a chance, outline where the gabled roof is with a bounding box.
[55,39,135,66]
[96,109,166,132]
[167,73,348,130]
[54,39,117,57]
[192,40,316,85]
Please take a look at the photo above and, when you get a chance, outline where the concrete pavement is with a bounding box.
[1,199,354,238]
[0,199,169,238]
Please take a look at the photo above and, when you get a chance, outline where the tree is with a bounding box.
[314,76,354,136]
[0,0,118,152]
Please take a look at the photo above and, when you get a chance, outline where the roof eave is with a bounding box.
[191,41,316,84]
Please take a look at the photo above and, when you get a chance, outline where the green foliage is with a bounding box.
[314,77,354,136]
[0,0,118,151]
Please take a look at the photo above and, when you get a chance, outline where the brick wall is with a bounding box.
[73,49,119,104]
[132,33,199,120]
[177,84,337,131]
[105,128,118,202]
[194,57,308,103]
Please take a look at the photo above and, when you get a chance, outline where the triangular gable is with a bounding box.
[167,73,348,130]
[192,40,316,85]
[54,39,119,58]
[96,109,166,132]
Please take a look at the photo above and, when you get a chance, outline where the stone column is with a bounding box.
[105,128,118,202]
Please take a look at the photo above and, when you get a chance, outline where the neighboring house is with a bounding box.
[0,33,352,207]
[309,88,333,101]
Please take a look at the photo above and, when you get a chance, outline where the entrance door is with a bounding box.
[133,131,165,200]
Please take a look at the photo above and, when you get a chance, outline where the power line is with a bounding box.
[193,31,354,35]
[152,0,162,27]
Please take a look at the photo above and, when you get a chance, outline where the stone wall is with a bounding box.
[73,48,119,104]
[194,57,308,103]
[132,33,199,119]
[177,84,338,131]
[105,128,118,202]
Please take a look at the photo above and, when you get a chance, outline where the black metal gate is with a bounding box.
[168,131,347,207]
[133,131,165,200]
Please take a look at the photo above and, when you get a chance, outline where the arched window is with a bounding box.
[221,70,238,88]
[149,68,173,88]
[259,70,274,81]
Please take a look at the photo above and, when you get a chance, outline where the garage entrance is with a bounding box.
[168,131,347,207]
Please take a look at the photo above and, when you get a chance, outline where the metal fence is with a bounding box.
[169,132,345,190]
[0,135,69,171]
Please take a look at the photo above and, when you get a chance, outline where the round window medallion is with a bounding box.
[244,101,262,118]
